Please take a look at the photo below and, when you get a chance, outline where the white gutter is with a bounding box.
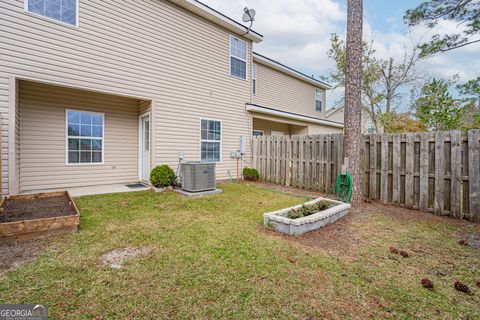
[167,0,263,43]
[253,53,331,90]
[246,104,344,128]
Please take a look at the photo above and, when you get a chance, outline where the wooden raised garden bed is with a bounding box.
[0,191,80,244]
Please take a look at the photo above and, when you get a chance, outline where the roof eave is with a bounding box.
[253,53,332,90]
[167,0,263,43]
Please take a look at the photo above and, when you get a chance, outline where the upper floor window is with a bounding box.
[230,36,247,80]
[252,63,257,95]
[315,89,323,112]
[26,0,78,27]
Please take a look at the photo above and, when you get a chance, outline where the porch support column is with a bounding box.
[8,77,19,195]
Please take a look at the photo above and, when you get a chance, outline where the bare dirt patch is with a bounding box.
[98,247,153,269]
[0,239,56,273]
[263,198,479,259]
[0,195,76,223]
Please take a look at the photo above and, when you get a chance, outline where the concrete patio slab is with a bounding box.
[21,183,151,197]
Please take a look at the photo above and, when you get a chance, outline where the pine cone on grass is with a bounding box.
[389,246,399,254]
[458,240,469,246]
[399,250,409,258]
[421,278,434,289]
[454,281,473,295]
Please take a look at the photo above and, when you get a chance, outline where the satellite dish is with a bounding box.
[242,7,256,22]
[242,7,256,35]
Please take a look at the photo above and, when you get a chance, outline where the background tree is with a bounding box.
[457,76,480,109]
[381,112,426,133]
[344,0,364,206]
[324,35,422,132]
[414,78,465,131]
[405,0,480,57]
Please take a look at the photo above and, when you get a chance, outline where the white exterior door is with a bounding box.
[140,115,151,181]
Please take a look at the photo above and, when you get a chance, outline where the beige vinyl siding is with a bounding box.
[325,108,345,123]
[0,0,254,192]
[253,63,326,118]
[325,107,377,133]
[19,81,139,191]
[308,124,343,134]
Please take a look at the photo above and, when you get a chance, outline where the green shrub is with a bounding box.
[150,165,176,188]
[242,167,260,181]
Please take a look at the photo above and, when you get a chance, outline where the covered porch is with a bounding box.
[252,117,308,137]
[12,80,153,195]
[247,103,344,138]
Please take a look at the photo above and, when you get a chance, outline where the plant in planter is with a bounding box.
[242,167,259,181]
[150,165,176,191]
[286,200,332,219]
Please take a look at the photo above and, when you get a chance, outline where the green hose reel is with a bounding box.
[335,171,353,203]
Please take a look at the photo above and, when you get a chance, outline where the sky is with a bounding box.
[201,0,480,109]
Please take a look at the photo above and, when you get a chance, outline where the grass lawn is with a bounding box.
[0,183,479,319]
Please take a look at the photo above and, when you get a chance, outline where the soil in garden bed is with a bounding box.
[0,195,77,223]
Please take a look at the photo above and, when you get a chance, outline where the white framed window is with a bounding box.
[252,130,263,137]
[200,119,222,163]
[25,0,79,27]
[252,63,257,95]
[315,89,323,112]
[66,110,104,165]
[230,36,247,80]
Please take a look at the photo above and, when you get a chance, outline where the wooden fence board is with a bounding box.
[369,135,377,200]
[435,132,445,214]
[468,130,480,222]
[392,134,401,204]
[405,133,414,208]
[450,131,461,218]
[419,133,429,211]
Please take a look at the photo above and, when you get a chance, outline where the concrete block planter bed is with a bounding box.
[263,197,350,236]
[0,191,80,244]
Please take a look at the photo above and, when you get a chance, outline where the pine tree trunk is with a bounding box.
[344,0,363,206]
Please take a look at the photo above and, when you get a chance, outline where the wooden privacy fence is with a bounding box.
[251,130,480,221]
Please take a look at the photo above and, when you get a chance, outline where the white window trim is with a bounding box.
[252,63,257,95]
[25,0,80,28]
[199,118,222,163]
[314,89,323,112]
[252,130,264,137]
[65,109,105,166]
[229,35,248,81]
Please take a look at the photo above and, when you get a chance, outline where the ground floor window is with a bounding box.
[253,130,264,137]
[67,110,104,164]
[200,119,221,162]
